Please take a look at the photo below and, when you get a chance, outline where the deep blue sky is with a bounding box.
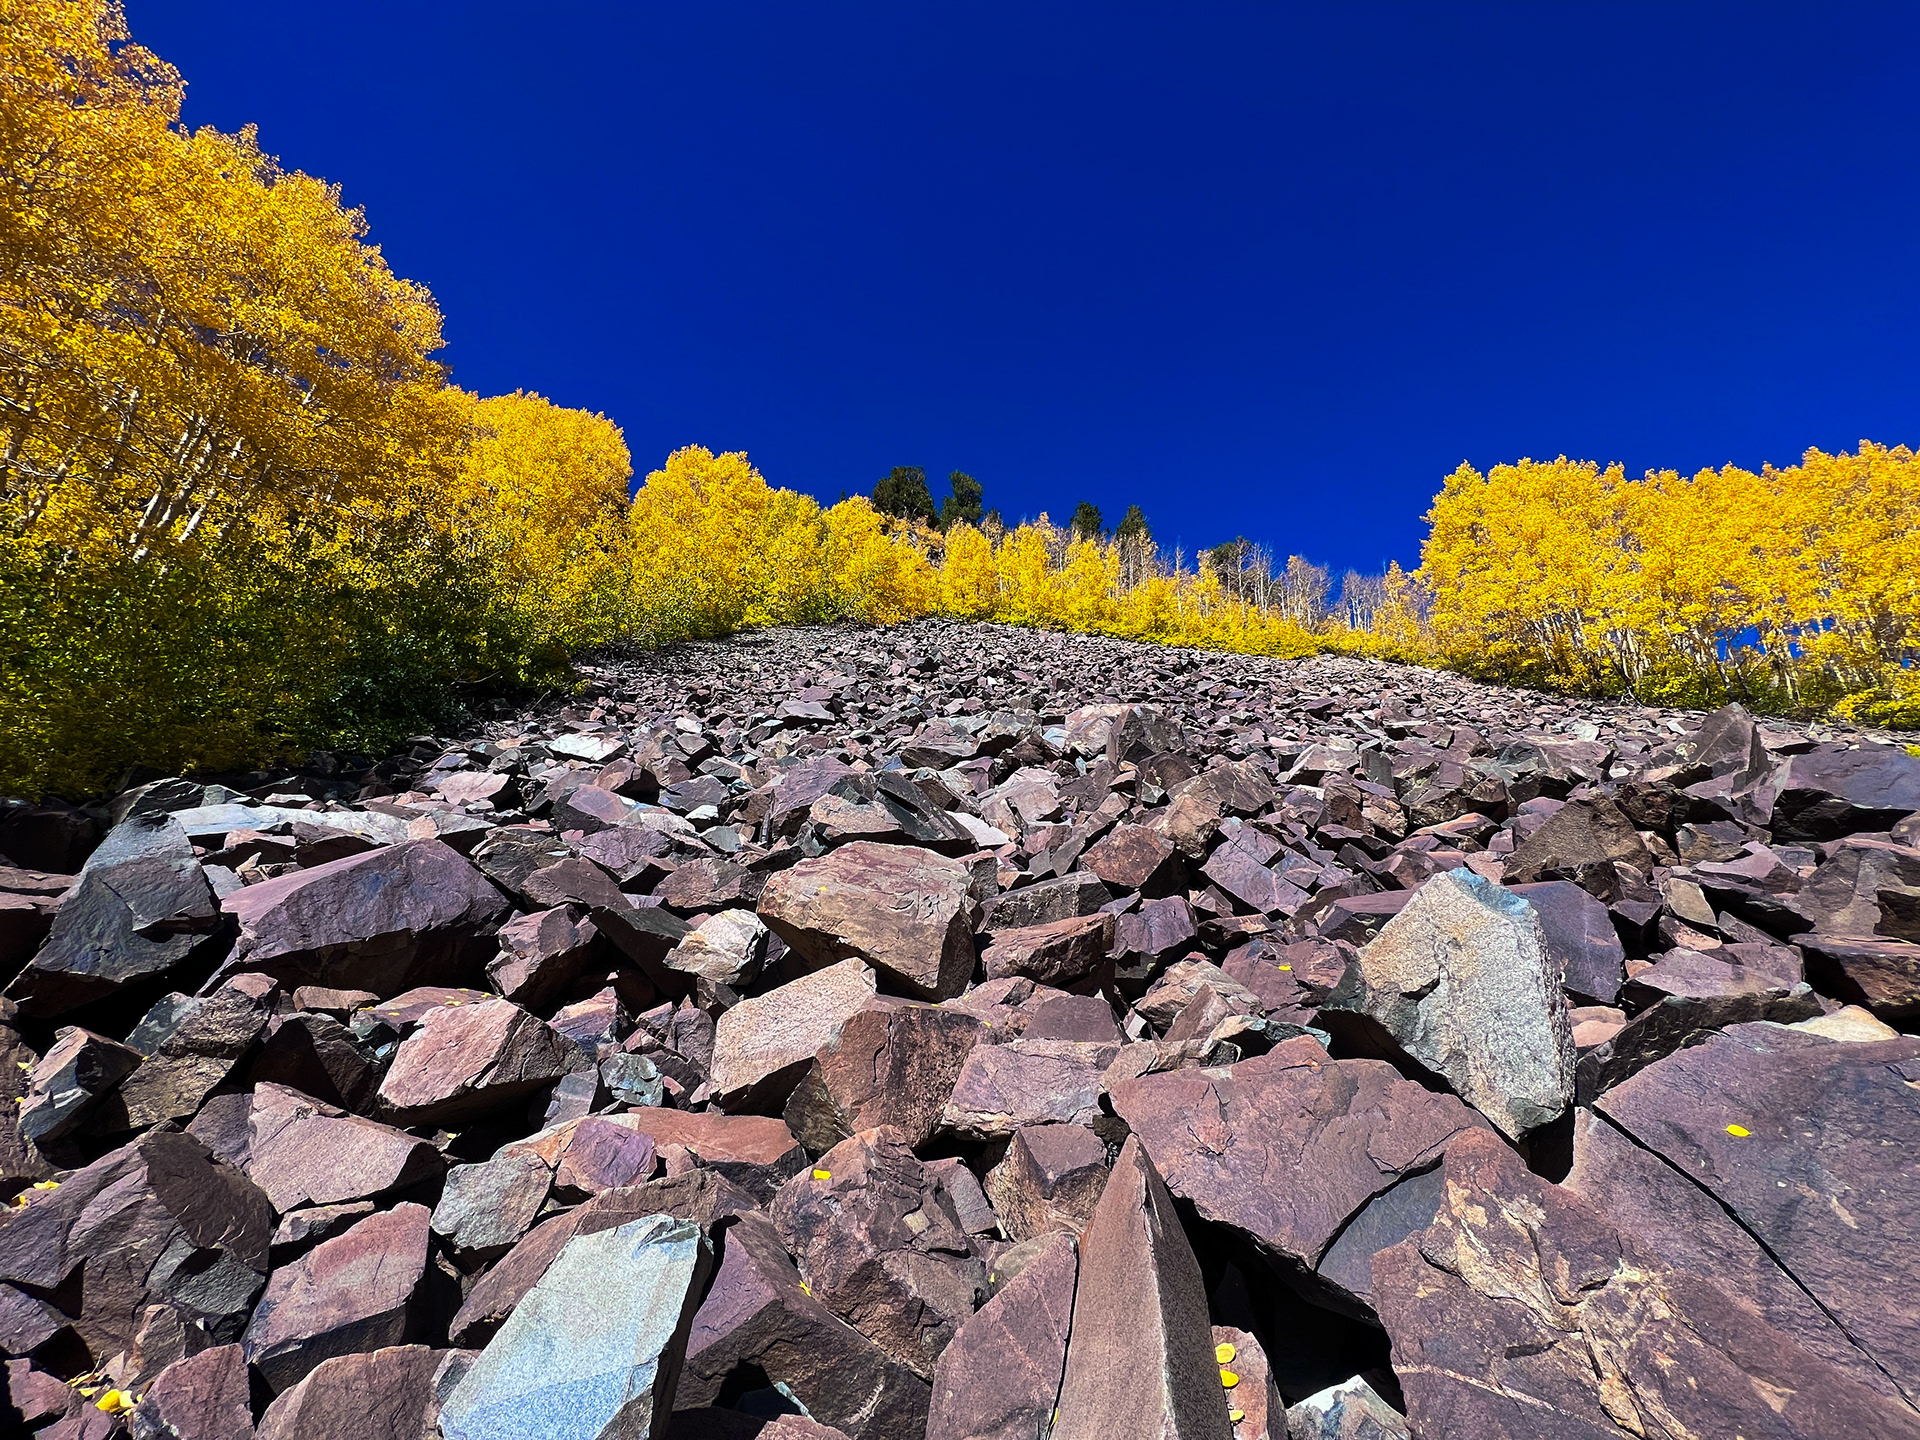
[128,3,1920,576]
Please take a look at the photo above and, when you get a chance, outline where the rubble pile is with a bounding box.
[0,618,1915,1439]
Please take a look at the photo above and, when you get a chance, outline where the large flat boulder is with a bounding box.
[759,842,975,999]
[784,1001,983,1152]
[1372,1127,1920,1439]
[1108,1037,1484,1307]
[1594,1021,1920,1399]
[221,839,509,995]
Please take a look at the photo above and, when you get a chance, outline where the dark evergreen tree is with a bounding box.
[1069,500,1104,539]
[940,470,985,528]
[872,466,936,521]
[1115,504,1151,545]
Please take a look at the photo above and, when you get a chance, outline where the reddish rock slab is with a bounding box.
[1595,1021,1920,1401]
[979,872,1111,933]
[771,1127,985,1378]
[759,842,976,1000]
[676,1211,932,1438]
[128,1343,254,1440]
[926,1232,1076,1440]
[784,1001,984,1153]
[502,1112,662,1199]
[1051,1136,1234,1440]
[1081,824,1182,896]
[1108,1038,1486,1284]
[242,1203,433,1395]
[979,913,1113,987]
[0,1129,270,1365]
[939,1039,1120,1139]
[1770,743,1920,840]
[1508,879,1628,1005]
[245,1082,444,1212]
[1372,1127,1920,1440]
[221,839,509,995]
[1564,1108,1906,1405]
[710,959,878,1112]
[487,904,603,1011]
[1797,932,1920,1020]
[619,1109,808,1201]
[255,1343,449,1440]
[376,996,574,1127]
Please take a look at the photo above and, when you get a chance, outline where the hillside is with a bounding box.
[0,620,1915,1436]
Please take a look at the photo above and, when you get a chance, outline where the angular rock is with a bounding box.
[784,1001,983,1153]
[503,1112,662,1200]
[221,839,509,995]
[1770,743,1920,840]
[979,913,1113,988]
[1789,836,1920,935]
[242,1202,433,1394]
[1507,880,1626,1005]
[129,1343,254,1440]
[1081,825,1182,896]
[1108,1039,1484,1292]
[759,842,975,1000]
[440,1215,711,1440]
[1797,932,1920,1021]
[979,873,1110,933]
[1563,1108,1906,1403]
[1501,795,1651,886]
[939,1038,1119,1139]
[377,996,574,1126]
[926,1232,1076,1440]
[710,959,877,1112]
[256,1343,448,1440]
[771,1126,986,1378]
[1110,895,1198,991]
[677,1211,932,1438]
[1283,1377,1409,1440]
[432,1151,552,1261]
[664,909,770,989]
[17,1025,142,1144]
[6,814,220,1018]
[488,904,603,1011]
[87,982,272,1135]
[0,1129,271,1364]
[1321,869,1575,1139]
[244,1009,382,1112]
[1595,1021,1920,1398]
[1050,1136,1234,1440]
[1372,1126,1920,1440]
[984,1123,1109,1241]
[245,1082,444,1211]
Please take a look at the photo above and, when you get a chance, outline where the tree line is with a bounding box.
[5,2,1913,799]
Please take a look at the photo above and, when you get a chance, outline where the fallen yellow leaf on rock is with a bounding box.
[1214,1341,1237,1364]
[812,1169,832,1181]
[1220,1368,1240,1389]
[1726,1124,1751,1137]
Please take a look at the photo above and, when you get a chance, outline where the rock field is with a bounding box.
[1,617,1918,1438]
